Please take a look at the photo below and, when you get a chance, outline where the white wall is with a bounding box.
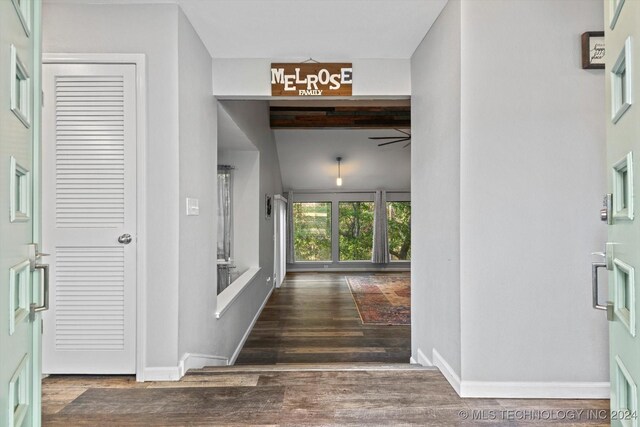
[43,3,181,370]
[411,0,608,397]
[459,0,607,387]
[410,0,461,374]
[176,8,218,365]
[212,58,411,98]
[218,150,260,274]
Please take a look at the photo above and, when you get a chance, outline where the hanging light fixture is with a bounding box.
[336,157,343,187]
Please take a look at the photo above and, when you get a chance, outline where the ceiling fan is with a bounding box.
[368,129,411,147]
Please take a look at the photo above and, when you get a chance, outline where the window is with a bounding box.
[10,157,30,222]
[611,37,633,124]
[10,45,31,128]
[613,152,634,220]
[339,202,374,261]
[293,202,332,261]
[9,260,30,335]
[387,201,411,261]
[11,0,31,36]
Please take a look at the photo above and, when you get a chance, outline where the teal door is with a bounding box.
[604,0,640,424]
[0,0,43,426]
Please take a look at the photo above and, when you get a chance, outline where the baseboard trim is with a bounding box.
[143,366,181,381]
[460,380,611,399]
[432,348,461,395]
[228,285,274,366]
[416,348,433,367]
[178,353,228,377]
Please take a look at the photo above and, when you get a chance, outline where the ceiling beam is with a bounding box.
[270,106,411,129]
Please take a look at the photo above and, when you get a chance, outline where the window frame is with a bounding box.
[386,200,412,262]
[292,200,334,263]
[290,191,410,269]
[338,200,375,262]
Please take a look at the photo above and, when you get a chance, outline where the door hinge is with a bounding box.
[41,318,44,334]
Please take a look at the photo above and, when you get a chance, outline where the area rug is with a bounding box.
[346,276,410,325]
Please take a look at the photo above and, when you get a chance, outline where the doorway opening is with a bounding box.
[217,99,412,365]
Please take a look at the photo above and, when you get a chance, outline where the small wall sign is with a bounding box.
[271,63,353,96]
[581,31,605,69]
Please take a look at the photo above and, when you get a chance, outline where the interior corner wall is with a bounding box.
[410,0,462,375]
[176,9,218,361]
[459,0,608,386]
[42,3,182,369]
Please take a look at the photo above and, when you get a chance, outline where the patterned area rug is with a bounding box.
[346,276,410,325]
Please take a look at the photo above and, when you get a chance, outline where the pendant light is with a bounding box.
[336,157,343,186]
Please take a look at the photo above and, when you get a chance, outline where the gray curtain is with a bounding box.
[372,190,390,264]
[286,190,294,263]
[217,166,233,261]
[217,165,234,294]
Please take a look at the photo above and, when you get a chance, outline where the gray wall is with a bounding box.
[215,100,283,360]
[220,100,284,270]
[176,8,218,361]
[410,0,461,372]
[43,3,283,375]
[43,3,182,369]
[459,0,607,384]
[411,0,608,391]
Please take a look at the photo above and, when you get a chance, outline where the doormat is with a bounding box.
[346,276,410,325]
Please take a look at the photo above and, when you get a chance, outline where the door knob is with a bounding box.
[118,234,132,244]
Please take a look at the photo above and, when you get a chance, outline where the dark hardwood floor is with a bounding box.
[43,366,610,426]
[235,272,411,364]
[42,272,610,426]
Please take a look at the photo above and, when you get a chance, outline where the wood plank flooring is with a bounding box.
[236,272,411,364]
[41,272,611,425]
[43,366,610,426]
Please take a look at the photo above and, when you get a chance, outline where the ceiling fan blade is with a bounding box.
[403,142,411,148]
[378,137,411,147]
[394,129,411,137]
[368,136,407,140]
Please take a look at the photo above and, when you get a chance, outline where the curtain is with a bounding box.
[217,166,233,261]
[372,190,390,264]
[286,190,294,263]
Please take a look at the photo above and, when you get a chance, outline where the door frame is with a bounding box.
[273,194,287,288]
[42,53,147,381]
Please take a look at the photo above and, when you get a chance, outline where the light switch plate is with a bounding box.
[186,198,199,216]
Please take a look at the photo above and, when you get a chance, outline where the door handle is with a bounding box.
[592,262,607,311]
[28,243,50,319]
[118,234,132,244]
[30,263,50,318]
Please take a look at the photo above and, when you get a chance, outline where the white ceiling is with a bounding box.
[46,0,447,59]
[179,0,447,58]
[275,129,410,192]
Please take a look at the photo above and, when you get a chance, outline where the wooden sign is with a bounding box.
[271,63,352,97]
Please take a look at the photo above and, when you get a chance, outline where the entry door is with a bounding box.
[605,0,640,421]
[42,62,137,374]
[273,196,287,288]
[1,0,42,425]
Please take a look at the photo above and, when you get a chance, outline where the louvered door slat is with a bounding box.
[54,247,125,351]
[55,75,126,228]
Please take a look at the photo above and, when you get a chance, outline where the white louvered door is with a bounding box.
[41,63,137,374]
